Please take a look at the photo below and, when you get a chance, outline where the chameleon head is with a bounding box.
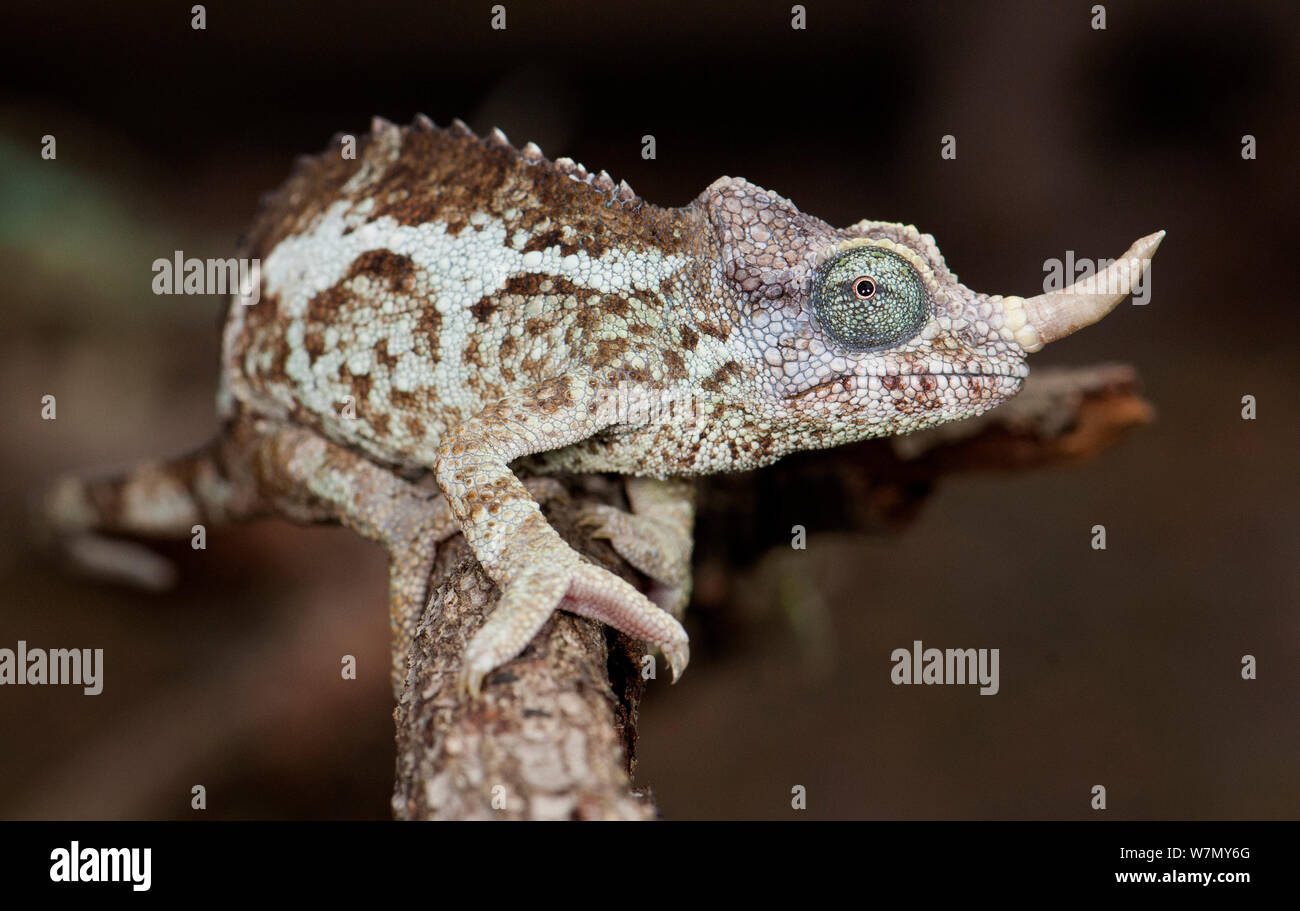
[702,177,1164,441]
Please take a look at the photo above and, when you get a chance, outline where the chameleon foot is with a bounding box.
[565,560,689,678]
[458,557,689,698]
[577,477,695,618]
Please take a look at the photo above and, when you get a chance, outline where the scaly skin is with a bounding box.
[46,116,1163,697]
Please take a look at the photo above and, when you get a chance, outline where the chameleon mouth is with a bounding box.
[793,370,1024,399]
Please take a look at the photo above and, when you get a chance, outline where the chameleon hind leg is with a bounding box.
[577,477,695,619]
[43,415,463,695]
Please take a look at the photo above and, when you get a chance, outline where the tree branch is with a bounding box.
[391,477,656,820]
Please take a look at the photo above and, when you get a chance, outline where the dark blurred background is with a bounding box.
[1,0,1296,819]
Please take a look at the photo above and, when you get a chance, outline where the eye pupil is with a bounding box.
[854,277,875,299]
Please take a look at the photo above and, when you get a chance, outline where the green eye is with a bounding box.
[810,247,930,350]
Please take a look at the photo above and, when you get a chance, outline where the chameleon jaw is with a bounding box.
[791,367,1027,401]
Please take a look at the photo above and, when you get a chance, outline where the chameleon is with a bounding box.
[43,115,1163,697]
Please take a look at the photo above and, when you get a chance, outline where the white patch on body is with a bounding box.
[261,199,687,323]
[232,199,691,462]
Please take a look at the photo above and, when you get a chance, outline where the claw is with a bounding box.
[662,639,690,683]
[458,661,486,700]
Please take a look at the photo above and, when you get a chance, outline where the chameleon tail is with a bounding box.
[37,435,260,589]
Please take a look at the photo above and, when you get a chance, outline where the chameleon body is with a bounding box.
[48,116,1163,696]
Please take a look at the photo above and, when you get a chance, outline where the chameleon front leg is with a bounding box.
[433,373,690,697]
[578,477,695,619]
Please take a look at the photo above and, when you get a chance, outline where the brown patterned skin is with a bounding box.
[48,116,1155,697]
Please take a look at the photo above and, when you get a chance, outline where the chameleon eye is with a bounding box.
[810,247,930,351]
